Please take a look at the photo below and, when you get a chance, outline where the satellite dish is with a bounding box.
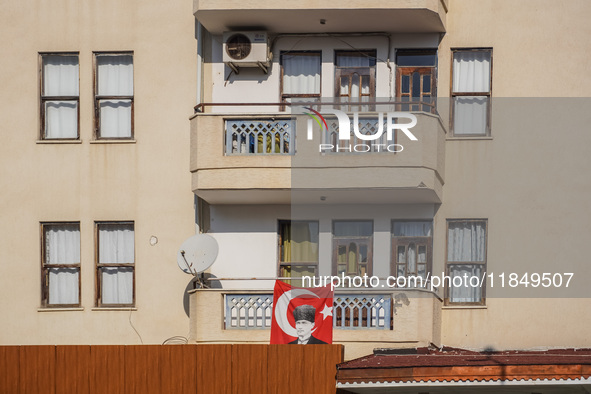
[177,234,219,275]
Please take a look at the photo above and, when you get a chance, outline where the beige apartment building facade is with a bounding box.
[1,0,591,389]
[0,0,198,345]
[189,0,591,361]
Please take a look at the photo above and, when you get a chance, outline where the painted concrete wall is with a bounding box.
[436,0,591,350]
[0,0,197,344]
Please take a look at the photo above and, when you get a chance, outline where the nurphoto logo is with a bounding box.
[304,107,418,153]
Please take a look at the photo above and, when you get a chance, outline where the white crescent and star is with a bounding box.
[274,288,333,338]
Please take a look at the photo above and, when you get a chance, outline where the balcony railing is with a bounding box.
[225,119,295,155]
[324,117,389,153]
[224,293,392,330]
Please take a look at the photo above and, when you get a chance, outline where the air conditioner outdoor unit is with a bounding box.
[223,31,271,74]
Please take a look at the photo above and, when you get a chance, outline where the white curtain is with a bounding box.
[99,100,132,138]
[447,221,485,303]
[449,264,482,303]
[99,224,134,263]
[45,224,80,305]
[336,54,372,68]
[99,224,134,304]
[43,55,79,139]
[452,51,490,93]
[453,96,488,135]
[45,101,78,139]
[334,221,373,237]
[46,224,80,264]
[97,55,133,96]
[101,267,133,304]
[44,55,79,96]
[452,51,490,135]
[97,54,133,138]
[49,268,79,305]
[447,221,486,262]
[407,244,416,273]
[282,54,320,95]
[393,221,433,237]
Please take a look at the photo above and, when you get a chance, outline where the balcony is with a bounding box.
[189,289,442,360]
[194,0,448,34]
[190,103,446,205]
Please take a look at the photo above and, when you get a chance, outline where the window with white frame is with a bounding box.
[451,49,492,136]
[96,222,135,306]
[41,223,81,307]
[446,219,487,304]
[40,53,79,140]
[280,51,321,105]
[94,52,134,139]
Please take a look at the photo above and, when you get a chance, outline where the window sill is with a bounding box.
[36,140,82,144]
[91,307,137,311]
[446,136,493,141]
[90,139,136,144]
[442,305,487,310]
[38,307,84,312]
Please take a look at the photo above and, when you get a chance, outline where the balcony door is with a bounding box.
[335,51,376,111]
[332,221,373,278]
[395,50,437,113]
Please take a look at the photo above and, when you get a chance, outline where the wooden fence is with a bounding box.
[0,344,344,394]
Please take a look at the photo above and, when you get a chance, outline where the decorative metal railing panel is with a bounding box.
[224,293,392,330]
[225,294,274,329]
[225,119,295,155]
[333,294,391,330]
[324,117,390,153]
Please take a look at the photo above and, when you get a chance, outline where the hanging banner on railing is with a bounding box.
[270,280,334,345]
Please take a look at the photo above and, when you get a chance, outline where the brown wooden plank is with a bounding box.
[269,344,343,394]
[196,344,232,394]
[159,345,197,394]
[124,345,161,394]
[19,345,55,394]
[0,346,20,394]
[231,345,268,394]
[304,345,342,394]
[55,346,90,394]
[267,345,304,393]
[89,345,125,394]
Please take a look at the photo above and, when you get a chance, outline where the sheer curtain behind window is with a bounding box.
[393,222,433,237]
[99,223,134,304]
[282,54,321,96]
[43,55,79,139]
[452,51,491,135]
[336,54,372,68]
[449,265,482,303]
[452,52,490,93]
[336,53,373,106]
[447,221,486,262]
[448,221,486,302]
[45,224,80,305]
[97,54,133,138]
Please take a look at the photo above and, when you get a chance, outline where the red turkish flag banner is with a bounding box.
[270,280,334,344]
